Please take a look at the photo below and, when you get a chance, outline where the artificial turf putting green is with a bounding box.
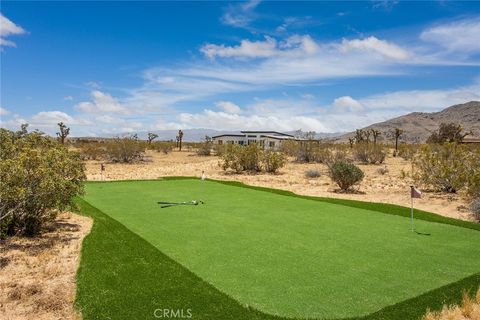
[79,179,480,319]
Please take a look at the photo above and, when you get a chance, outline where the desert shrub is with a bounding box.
[78,142,105,160]
[240,143,262,171]
[397,144,418,160]
[412,143,471,193]
[305,169,321,178]
[0,127,86,237]
[213,144,226,156]
[220,143,286,173]
[220,144,247,173]
[329,161,364,191]
[280,140,300,157]
[353,143,386,164]
[197,136,213,156]
[155,141,174,154]
[261,150,286,173]
[106,135,145,163]
[377,166,389,175]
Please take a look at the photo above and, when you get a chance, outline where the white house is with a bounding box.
[212,131,298,150]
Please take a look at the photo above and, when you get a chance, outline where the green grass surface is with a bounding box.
[77,178,480,319]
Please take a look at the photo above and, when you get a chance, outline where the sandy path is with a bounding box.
[0,213,93,320]
[85,150,474,221]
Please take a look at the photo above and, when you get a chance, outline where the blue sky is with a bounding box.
[1,1,480,136]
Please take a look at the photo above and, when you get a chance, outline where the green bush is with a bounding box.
[329,161,364,191]
[219,144,245,173]
[0,127,86,236]
[412,143,469,193]
[106,135,145,162]
[261,150,286,173]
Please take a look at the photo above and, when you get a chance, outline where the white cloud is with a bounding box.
[0,107,11,116]
[0,14,26,49]
[420,17,480,53]
[339,36,411,60]
[64,95,74,101]
[216,101,241,114]
[332,96,364,113]
[177,109,330,132]
[221,0,261,28]
[201,37,278,59]
[75,90,129,114]
[31,111,75,125]
[358,82,480,111]
[201,35,320,59]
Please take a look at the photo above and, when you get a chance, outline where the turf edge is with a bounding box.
[76,180,480,320]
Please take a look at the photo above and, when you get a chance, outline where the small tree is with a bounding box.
[348,137,355,149]
[147,132,159,145]
[354,129,365,143]
[329,161,364,192]
[371,129,381,145]
[392,128,403,155]
[177,130,184,151]
[56,122,70,144]
[427,123,470,144]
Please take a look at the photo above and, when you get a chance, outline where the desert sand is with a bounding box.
[85,150,475,221]
[0,213,93,320]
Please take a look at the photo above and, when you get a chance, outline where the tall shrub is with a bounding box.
[0,127,86,236]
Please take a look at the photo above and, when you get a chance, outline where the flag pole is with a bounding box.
[410,195,414,232]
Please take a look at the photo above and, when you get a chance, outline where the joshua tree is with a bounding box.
[392,128,404,155]
[56,122,70,144]
[354,129,365,143]
[348,137,355,149]
[363,130,371,143]
[371,129,381,145]
[177,129,184,151]
[147,132,159,145]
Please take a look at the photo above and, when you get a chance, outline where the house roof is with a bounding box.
[211,134,245,139]
[240,131,295,137]
[260,134,299,140]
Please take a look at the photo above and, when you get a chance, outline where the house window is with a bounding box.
[248,139,256,145]
[227,140,234,144]
[269,141,275,148]
[238,140,245,145]
[218,140,223,145]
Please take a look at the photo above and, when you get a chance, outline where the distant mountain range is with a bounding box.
[336,101,480,142]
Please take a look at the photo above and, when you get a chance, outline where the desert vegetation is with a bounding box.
[219,143,286,173]
[422,289,480,320]
[0,125,85,237]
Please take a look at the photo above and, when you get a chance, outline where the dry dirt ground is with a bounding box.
[0,213,93,320]
[86,150,474,221]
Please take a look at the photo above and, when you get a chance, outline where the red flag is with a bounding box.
[410,186,422,198]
